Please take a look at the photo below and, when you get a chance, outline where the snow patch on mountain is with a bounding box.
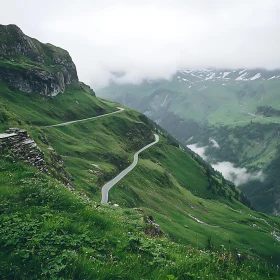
[223,72,231,78]
[236,72,248,81]
[176,68,280,83]
[205,73,215,80]
[250,73,261,80]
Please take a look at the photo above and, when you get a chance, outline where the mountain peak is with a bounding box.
[0,24,78,96]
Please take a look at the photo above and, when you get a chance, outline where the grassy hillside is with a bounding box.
[2,156,279,279]
[98,71,280,214]
[1,79,280,269]
[1,24,279,278]
[190,122,280,214]
[99,70,280,126]
[0,82,116,128]
[108,136,280,263]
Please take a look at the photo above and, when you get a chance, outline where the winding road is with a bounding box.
[46,107,124,127]
[44,105,158,204]
[101,134,159,204]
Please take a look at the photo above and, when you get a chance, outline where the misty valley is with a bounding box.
[99,68,280,215]
[1,1,280,278]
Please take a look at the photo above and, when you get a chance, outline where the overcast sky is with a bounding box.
[1,0,280,88]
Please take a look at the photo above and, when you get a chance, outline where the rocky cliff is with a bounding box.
[0,128,48,173]
[0,24,78,96]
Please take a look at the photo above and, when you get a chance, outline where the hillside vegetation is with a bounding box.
[0,26,279,279]
[98,69,280,214]
[1,156,279,279]
[1,80,280,276]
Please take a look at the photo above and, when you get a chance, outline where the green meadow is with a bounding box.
[0,81,279,279]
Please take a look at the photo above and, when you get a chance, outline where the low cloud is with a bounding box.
[212,161,264,186]
[187,144,264,186]
[187,144,208,160]
[1,0,280,88]
[209,138,220,148]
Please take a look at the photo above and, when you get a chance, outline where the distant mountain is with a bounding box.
[176,68,280,82]
[98,68,280,214]
[1,25,280,278]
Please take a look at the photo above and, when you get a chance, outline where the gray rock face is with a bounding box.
[0,128,48,173]
[0,24,78,96]
[0,68,66,96]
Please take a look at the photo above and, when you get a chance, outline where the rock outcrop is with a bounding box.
[0,128,48,173]
[144,215,163,237]
[0,24,78,96]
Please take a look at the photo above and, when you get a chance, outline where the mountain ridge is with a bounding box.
[0,24,280,279]
[176,68,280,82]
[98,67,280,214]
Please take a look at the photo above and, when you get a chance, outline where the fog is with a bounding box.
[209,138,220,149]
[187,144,208,160]
[212,161,264,186]
[1,0,280,88]
[187,143,264,186]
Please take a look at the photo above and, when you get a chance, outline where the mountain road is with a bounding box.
[46,107,124,127]
[101,134,159,204]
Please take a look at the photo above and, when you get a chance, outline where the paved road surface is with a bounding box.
[46,107,124,127]
[101,134,159,204]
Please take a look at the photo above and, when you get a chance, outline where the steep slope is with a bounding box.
[190,123,280,214]
[2,157,279,280]
[1,84,280,270]
[98,68,280,214]
[2,68,280,265]
[0,25,280,278]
